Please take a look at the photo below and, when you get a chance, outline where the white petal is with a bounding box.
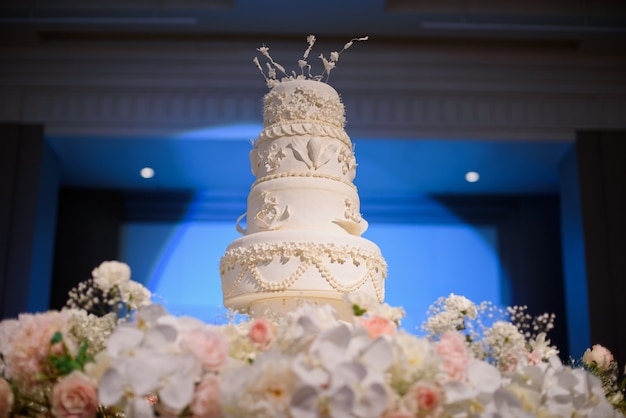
[467,359,501,392]
[126,398,155,418]
[331,362,366,388]
[292,354,328,387]
[443,380,476,403]
[144,324,178,348]
[359,337,392,372]
[126,358,163,396]
[290,385,320,418]
[135,304,169,326]
[353,382,387,418]
[329,385,355,418]
[98,368,124,406]
[160,375,195,411]
[107,325,144,357]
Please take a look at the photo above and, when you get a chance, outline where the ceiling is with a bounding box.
[2,0,625,197]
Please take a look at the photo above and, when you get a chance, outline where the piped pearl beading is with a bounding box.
[221,241,386,303]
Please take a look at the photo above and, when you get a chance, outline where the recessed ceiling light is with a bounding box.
[465,171,480,183]
[140,167,155,179]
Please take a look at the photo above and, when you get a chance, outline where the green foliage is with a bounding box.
[352,304,367,316]
[47,333,93,378]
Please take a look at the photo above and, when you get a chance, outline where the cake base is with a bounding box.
[228,289,354,319]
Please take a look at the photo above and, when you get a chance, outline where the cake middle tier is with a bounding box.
[243,176,367,236]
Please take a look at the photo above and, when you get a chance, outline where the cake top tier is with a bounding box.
[263,79,345,129]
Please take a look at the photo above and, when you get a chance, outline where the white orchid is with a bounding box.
[97,307,203,417]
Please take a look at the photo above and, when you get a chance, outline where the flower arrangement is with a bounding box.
[1,261,625,418]
[253,35,369,88]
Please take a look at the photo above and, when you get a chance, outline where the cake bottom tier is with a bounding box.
[220,230,386,317]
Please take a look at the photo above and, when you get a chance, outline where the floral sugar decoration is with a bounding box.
[253,34,369,88]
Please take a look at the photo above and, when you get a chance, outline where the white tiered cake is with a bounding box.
[220,40,386,316]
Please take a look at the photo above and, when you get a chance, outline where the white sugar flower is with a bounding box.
[92,260,131,292]
[256,35,367,85]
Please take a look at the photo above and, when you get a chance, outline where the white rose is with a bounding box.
[92,261,131,292]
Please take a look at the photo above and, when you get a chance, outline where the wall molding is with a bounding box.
[1,41,625,141]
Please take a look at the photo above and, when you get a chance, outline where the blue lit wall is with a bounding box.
[119,220,502,330]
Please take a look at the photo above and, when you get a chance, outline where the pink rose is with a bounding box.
[359,315,396,339]
[0,378,14,418]
[248,319,275,349]
[50,371,98,418]
[182,329,230,371]
[401,383,443,417]
[436,331,470,381]
[583,344,614,371]
[190,374,223,418]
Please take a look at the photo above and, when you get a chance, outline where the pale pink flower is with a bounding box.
[248,318,275,350]
[436,331,470,381]
[527,350,542,365]
[583,344,614,371]
[0,378,14,418]
[190,374,223,418]
[50,371,99,418]
[4,311,69,387]
[359,315,396,339]
[181,329,229,371]
[401,383,443,417]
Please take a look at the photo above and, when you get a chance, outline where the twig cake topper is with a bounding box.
[253,35,369,88]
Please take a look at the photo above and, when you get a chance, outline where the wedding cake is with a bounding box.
[220,37,386,316]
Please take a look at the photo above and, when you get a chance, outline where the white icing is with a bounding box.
[221,78,386,315]
[262,80,345,129]
[252,135,356,183]
[220,230,386,313]
[245,177,365,235]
